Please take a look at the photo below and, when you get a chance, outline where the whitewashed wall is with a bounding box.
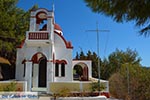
[54,33,73,82]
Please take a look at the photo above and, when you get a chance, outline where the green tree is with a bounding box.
[0,0,38,78]
[75,52,80,60]
[101,48,141,79]
[79,50,86,60]
[86,51,100,78]
[0,1,39,62]
[84,0,150,36]
[100,58,110,79]
[0,0,28,62]
[74,65,83,76]
[109,64,150,100]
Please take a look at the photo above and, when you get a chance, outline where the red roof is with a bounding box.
[54,24,62,31]
[54,31,73,49]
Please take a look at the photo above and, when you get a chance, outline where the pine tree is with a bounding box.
[84,0,150,36]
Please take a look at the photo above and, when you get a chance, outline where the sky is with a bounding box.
[17,0,150,67]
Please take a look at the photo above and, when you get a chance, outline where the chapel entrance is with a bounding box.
[38,57,47,87]
[31,52,47,88]
[73,63,89,81]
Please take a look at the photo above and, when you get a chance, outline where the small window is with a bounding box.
[61,63,65,77]
[55,63,59,77]
[32,64,34,77]
[23,64,26,77]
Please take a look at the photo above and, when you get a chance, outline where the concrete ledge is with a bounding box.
[57,96,107,100]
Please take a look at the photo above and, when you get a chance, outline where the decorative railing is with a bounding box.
[28,32,49,40]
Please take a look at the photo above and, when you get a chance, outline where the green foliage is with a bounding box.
[109,64,150,100]
[109,48,141,64]
[74,65,83,76]
[75,49,149,99]
[84,0,150,36]
[0,0,28,64]
[53,88,71,97]
[0,0,38,77]
[91,82,105,92]
[75,48,141,80]
[101,48,141,79]
[1,81,17,91]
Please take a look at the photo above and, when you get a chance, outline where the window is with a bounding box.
[55,62,66,77]
[55,63,59,77]
[32,64,34,77]
[23,64,26,77]
[61,63,65,77]
[36,12,48,31]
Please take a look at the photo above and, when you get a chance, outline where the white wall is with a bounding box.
[25,45,52,61]
[54,33,73,82]
[16,47,25,80]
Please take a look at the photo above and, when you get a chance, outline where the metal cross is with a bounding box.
[86,22,109,94]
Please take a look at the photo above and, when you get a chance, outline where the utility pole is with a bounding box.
[86,22,109,95]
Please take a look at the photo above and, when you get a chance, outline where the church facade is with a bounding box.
[15,8,92,92]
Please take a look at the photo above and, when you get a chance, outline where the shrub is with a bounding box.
[3,81,17,91]
[91,82,105,92]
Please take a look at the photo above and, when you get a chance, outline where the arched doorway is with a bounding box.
[38,57,47,87]
[31,52,47,88]
[73,63,89,81]
[73,65,83,81]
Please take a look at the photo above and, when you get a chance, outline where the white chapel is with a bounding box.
[15,8,94,92]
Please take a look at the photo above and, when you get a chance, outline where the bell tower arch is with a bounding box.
[27,8,54,42]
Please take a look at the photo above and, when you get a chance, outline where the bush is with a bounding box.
[91,82,105,92]
[3,81,17,91]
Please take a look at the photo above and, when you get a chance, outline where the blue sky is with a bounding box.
[17,0,150,67]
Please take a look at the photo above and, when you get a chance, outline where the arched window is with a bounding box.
[36,12,47,31]
[23,64,26,77]
[55,60,66,77]
[55,63,59,77]
[39,20,47,31]
[61,63,65,77]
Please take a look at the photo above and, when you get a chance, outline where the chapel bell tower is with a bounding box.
[26,8,54,45]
